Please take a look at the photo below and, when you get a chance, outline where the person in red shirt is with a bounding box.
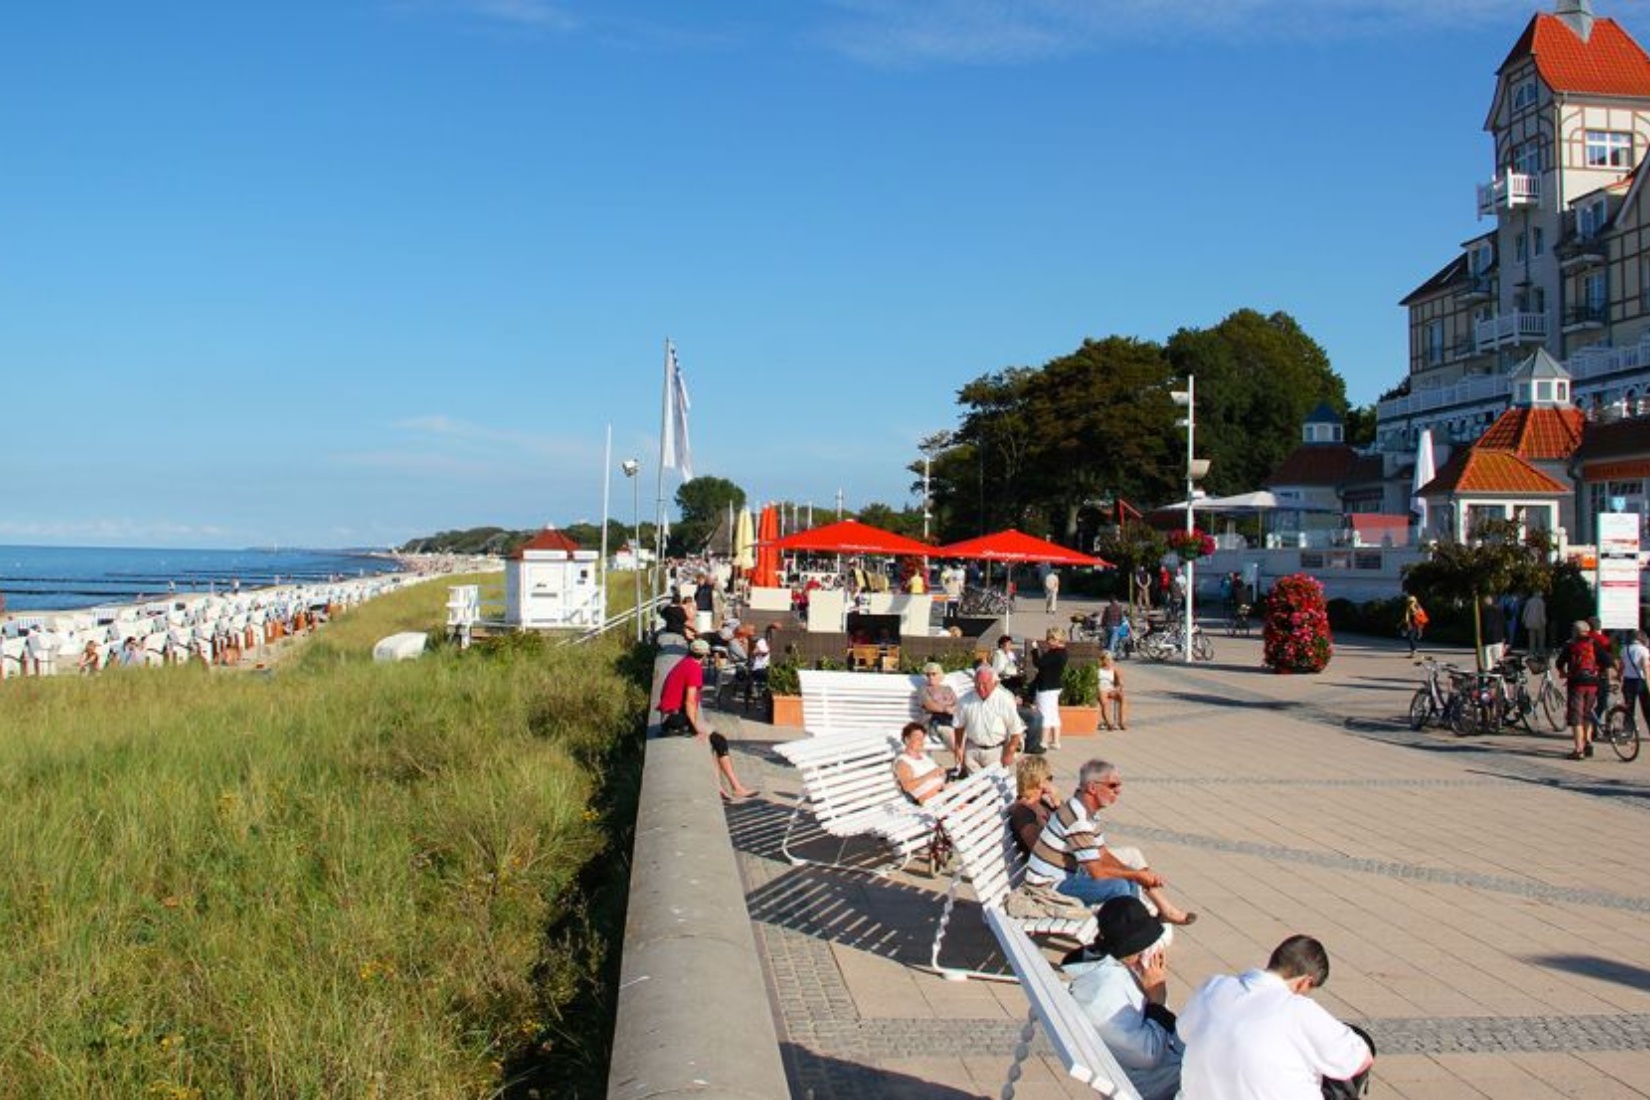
[658,638,758,800]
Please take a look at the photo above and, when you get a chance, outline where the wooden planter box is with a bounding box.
[771,694,804,728]
[1059,705,1101,735]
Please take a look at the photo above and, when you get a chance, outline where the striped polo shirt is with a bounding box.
[1023,796,1103,887]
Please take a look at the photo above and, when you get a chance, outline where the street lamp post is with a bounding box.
[1170,378,1209,664]
[622,459,642,642]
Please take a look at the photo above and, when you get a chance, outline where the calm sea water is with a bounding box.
[0,545,402,613]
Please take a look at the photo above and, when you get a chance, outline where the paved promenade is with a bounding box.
[712,598,1650,1099]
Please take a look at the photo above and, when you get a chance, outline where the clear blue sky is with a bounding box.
[6,0,1639,549]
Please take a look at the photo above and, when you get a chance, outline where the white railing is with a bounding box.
[1477,170,1541,216]
[1567,329,1650,381]
[1377,372,1511,420]
[1475,310,1548,353]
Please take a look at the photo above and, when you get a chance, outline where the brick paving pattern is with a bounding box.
[711,598,1650,1098]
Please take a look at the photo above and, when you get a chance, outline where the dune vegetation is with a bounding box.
[0,574,648,1098]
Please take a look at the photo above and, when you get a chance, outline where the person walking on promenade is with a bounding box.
[657,637,758,801]
[1521,589,1548,659]
[1044,568,1060,613]
[952,665,1025,774]
[1178,935,1373,1100]
[1029,627,1069,750]
[1401,594,1428,657]
[1479,595,1507,669]
[1557,620,1602,760]
[1621,630,1650,734]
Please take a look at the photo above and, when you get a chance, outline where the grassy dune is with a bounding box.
[0,575,646,1098]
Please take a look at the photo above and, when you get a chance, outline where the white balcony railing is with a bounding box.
[1475,310,1548,352]
[1476,170,1541,216]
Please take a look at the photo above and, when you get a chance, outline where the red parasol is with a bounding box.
[935,528,1112,568]
[764,518,934,557]
[751,504,781,587]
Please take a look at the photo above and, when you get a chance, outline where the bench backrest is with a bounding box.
[985,907,1144,1099]
[774,731,904,828]
[798,668,974,738]
[927,768,1018,907]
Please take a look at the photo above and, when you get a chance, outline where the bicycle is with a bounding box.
[1522,655,1566,731]
[1139,622,1213,663]
[1408,657,1464,731]
[1492,655,1544,731]
[960,587,1011,616]
[1225,604,1252,637]
[1451,668,1506,737]
[1600,699,1642,762]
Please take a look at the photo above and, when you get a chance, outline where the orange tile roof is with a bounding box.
[1474,406,1587,460]
[1501,15,1650,98]
[1419,450,1568,497]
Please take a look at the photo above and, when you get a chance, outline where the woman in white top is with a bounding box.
[893,721,948,804]
[1098,650,1127,731]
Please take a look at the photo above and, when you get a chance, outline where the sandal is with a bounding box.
[1566,751,1585,761]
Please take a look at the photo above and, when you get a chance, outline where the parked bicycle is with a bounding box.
[1139,622,1213,663]
[960,587,1011,616]
[1519,654,1567,732]
[1408,657,1465,731]
[1451,667,1507,737]
[1226,604,1253,637]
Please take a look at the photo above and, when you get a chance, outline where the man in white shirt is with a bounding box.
[1178,935,1373,1100]
[1622,629,1649,734]
[952,665,1025,772]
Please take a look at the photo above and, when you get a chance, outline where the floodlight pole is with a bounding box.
[1171,377,1202,665]
[623,459,643,642]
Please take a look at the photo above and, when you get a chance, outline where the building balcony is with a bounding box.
[1557,234,1607,271]
[1459,273,1495,301]
[1477,171,1541,217]
[1475,310,1548,352]
[1562,303,1608,332]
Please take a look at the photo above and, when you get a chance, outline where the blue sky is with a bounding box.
[7,0,1644,549]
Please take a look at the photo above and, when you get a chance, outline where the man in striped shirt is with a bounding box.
[1025,759,1197,924]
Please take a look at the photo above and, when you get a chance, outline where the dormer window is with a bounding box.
[1534,380,1552,403]
[1556,380,1570,402]
[1512,79,1538,111]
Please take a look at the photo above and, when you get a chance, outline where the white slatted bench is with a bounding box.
[986,906,1144,1100]
[772,730,936,876]
[798,667,973,742]
[926,768,1096,981]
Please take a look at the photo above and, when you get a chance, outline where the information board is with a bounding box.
[1596,513,1643,630]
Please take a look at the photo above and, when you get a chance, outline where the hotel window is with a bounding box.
[1514,140,1543,175]
[1581,199,1607,236]
[1584,271,1607,311]
[1641,255,1650,310]
[1533,227,1544,256]
[1585,130,1633,168]
[1515,233,1527,263]
[1513,80,1538,110]
[1425,320,1445,366]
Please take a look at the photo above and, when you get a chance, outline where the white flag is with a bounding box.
[663,343,694,481]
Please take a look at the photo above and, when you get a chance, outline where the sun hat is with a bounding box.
[689,638,711,656]
[1093,896,1165,960]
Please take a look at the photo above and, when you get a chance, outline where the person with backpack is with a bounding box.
[1401,595,1428,657]
[1587,615,1619,731]
[1556,620,1602,760]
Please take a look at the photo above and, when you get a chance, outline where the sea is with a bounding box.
[0,545,404,613]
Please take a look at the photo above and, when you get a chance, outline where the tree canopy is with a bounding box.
[671,476,746,556]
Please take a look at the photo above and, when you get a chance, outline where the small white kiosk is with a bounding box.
[505,528,604,629]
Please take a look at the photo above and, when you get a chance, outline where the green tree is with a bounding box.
[1345,404,1378,448]
[1165,310,1346,496]
[856,502,927,540]
[671,476,746,556]
[1402,518,1555,668]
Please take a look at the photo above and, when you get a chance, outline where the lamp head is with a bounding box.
[621,459,640,477]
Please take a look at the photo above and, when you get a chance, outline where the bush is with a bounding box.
[1060,661,1099,706]
[1263,573,1334,673]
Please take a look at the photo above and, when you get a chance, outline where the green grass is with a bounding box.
[0,574,647,1098]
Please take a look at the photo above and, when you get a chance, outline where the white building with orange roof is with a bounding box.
[1380,0,1650,456]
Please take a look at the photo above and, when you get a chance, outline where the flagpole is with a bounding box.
[655,338,671,610]
[600,423,612,619]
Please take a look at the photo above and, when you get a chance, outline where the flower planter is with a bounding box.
[771,694,804,728]
[1058,705,1101,735]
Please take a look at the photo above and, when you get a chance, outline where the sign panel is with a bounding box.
[1596,513,1643,631]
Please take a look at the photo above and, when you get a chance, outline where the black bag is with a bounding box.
[660,710,693,737]
[1321,1024,1375,1099]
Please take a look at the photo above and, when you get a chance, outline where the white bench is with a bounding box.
[926,768,1096,981]
[798,667,973,742]
[772,730,936,876]
[986,906,1144,1099]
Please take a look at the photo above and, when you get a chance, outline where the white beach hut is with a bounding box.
[504,528,604,629]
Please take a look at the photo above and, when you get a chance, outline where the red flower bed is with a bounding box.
[1166,528,1217,561]
[1262,573,1333,673]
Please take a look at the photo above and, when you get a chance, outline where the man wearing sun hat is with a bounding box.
[1063,896,1183,1100]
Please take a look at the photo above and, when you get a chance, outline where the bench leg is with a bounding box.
[1001,1007,1039,1100]
[779,795,813,867]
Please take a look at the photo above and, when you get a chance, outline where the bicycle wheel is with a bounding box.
[1193,633,1214,662]
[1451,698,1479,737]
[1539,679,1565,732]
[1605,705,1641,762]
[1408,690,1433,731]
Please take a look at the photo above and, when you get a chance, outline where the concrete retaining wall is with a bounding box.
[608,645,789,1100]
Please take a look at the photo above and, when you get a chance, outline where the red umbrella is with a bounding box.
[764,518,934,557]
[751,504,781,587]
[935,528,1112,568]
